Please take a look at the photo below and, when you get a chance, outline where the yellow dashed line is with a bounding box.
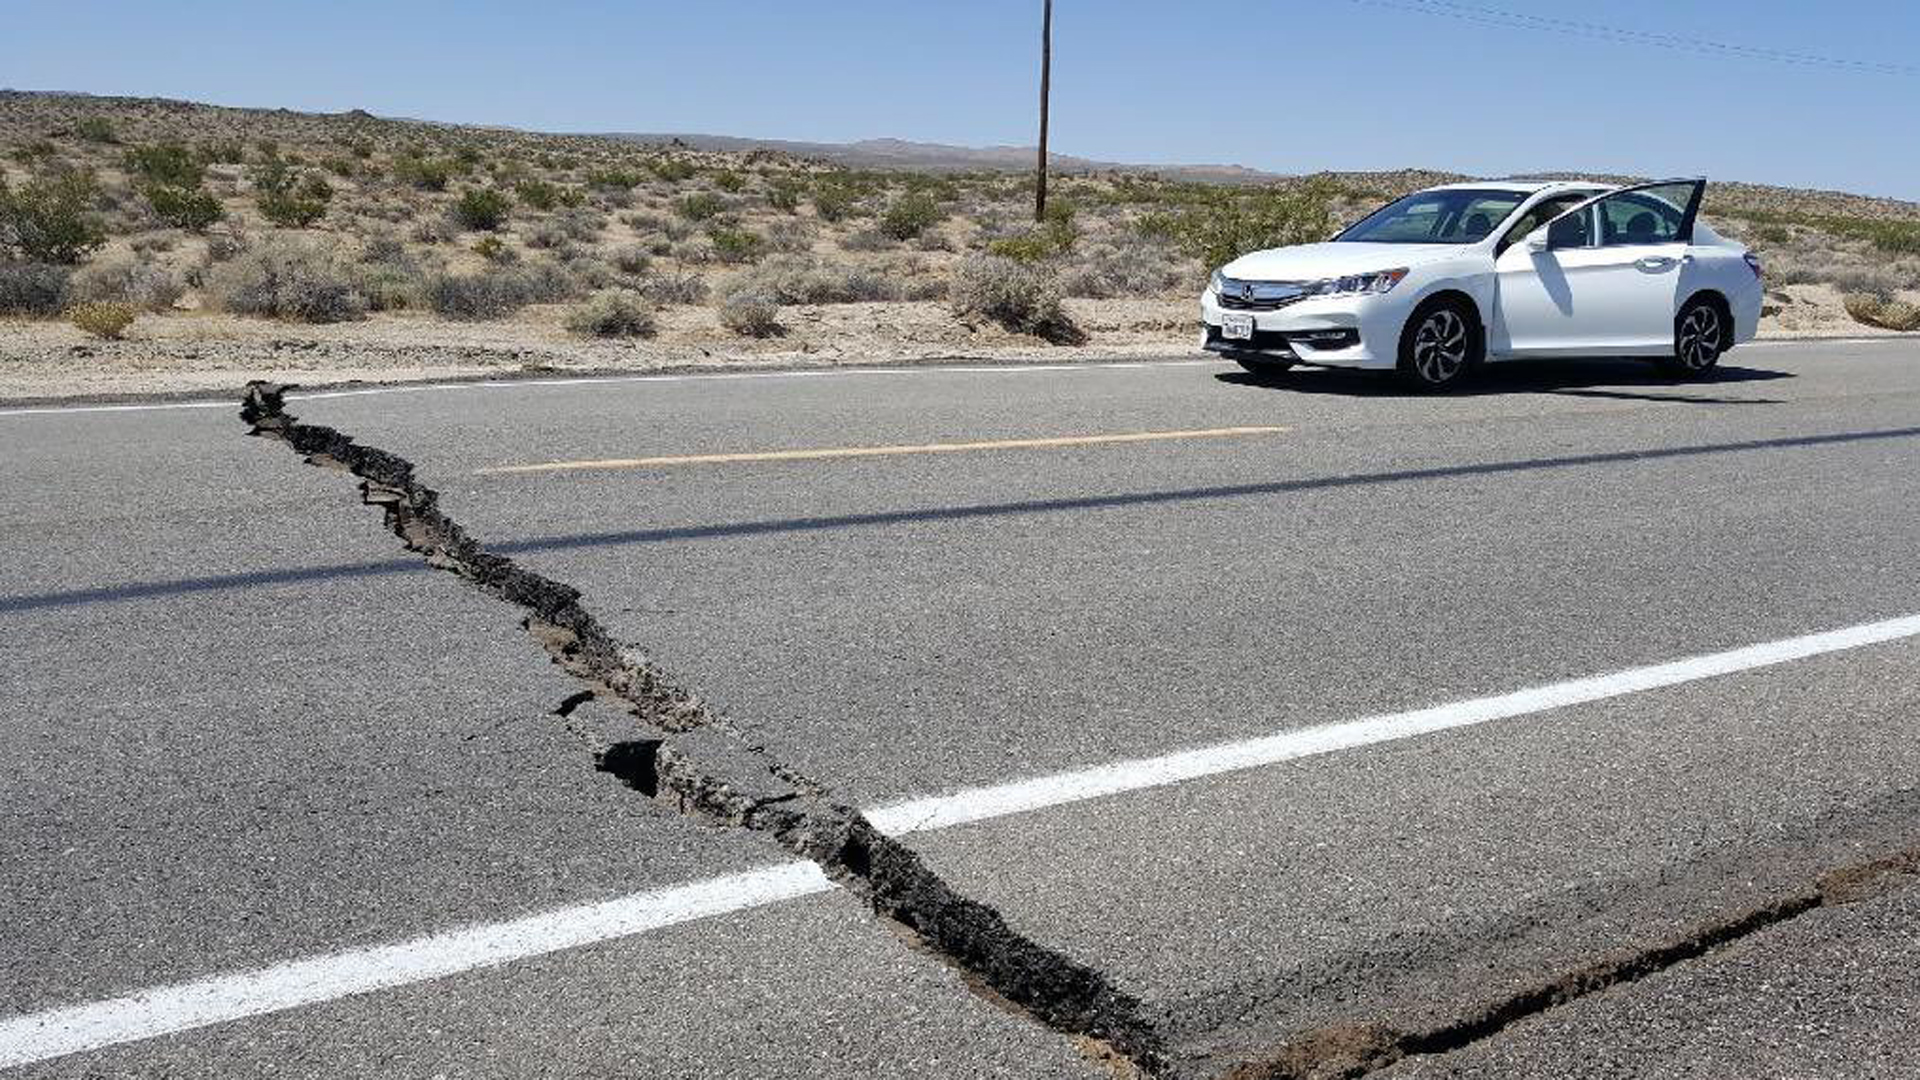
[477,426,1289,475]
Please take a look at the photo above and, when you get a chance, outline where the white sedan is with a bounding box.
[1199,179,1764,389]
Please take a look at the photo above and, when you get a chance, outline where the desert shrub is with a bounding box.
[711,170,747,193]
[0,172,108,264]
[323,156,358,177]
[880,191,942,240]
[67,301,136,339]
[621,210,671,233]
[718,289,782,337]
[253,158,332,227]
[675,192,725,221]
[393,155,454,191]
[839,228,897,252]
[472,235,516,264]
[423,259,576,319]
[555,207,606,240]
[0,263,70,315]
[1060,238,1191,298]
[559,249,616,289]
[13,141,58,165]
[949,255,1082,343]
[612,245,651,275]
[1843,293,1920,331]
[585,167,644,190]
[670,238,716,264]
[205,237,367,322]
[359,230,407,265]
[514,179,563,211]
[767,178,804,213]
[411,216,457,244]
[124,143,205,188]
[761,218,815,255]
[423,269,529,319]
[355,264,421,311]
[648,158,696,183]
[196,140,246,165]
[743,254,894,304]
[524,221,570,250]
[74,117,117,143]
[641,269,708,305]
[516,258,579,302]
[812,182,858,222]
[204,227,248,263]
[144,184,224,231]
[986,234,1057,263]
[1138,180,1335,269]
[564,290,657,337]
[708,226,764,264]
[70,259,184,311]
[450,187,512,231]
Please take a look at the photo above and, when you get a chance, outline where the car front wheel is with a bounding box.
[1664,299,1725,376]
[1398,300,1480,390]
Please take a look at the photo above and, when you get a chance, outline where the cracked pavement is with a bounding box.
[5,342,1920,1077]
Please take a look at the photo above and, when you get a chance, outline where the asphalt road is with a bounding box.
[4,340,1919,1077]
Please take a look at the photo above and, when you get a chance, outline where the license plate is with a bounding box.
[1221,313,1255,340]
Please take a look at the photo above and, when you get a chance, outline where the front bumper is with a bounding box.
[1199,289,1405,369]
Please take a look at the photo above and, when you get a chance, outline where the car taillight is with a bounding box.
[1744,252,1763,279]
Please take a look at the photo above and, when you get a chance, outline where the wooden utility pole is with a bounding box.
[1035,0,1052,222]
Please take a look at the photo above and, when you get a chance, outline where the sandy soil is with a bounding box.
[0,289,1907,403]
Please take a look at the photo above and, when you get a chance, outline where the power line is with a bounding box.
[1343,0,1919,77]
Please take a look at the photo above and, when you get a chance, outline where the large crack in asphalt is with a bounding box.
[1219,844,1920,1079]
[238,382,1167,1075]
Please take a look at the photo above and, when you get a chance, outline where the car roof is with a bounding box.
[1420,179,1611,195]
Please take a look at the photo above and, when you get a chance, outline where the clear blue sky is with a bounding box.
[3,0,1916,199]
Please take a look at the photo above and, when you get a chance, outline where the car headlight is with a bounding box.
[1208,269,1225,295]
[1303,268,1408,296]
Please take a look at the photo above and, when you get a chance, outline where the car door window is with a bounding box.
[1547,206,1595,249]
[1499,193,1590,251]
[1592,181,1699,247]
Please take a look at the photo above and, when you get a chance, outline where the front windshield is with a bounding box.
[1336,188,1529,244]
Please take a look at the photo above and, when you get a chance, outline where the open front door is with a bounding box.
[1495,179,1706,356]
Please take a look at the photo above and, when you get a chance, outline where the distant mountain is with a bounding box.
[601,131,1278,184]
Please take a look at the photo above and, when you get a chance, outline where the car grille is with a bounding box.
[1217,277,1307,311]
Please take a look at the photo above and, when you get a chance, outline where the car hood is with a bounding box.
[1220,242,1467,282]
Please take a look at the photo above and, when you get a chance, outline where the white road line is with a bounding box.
[0,863,835,1070]
[1742,337,1905,348]
[0,359,1227,418]
[6,610,1920,1067]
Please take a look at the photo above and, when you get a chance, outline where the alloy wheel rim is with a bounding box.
[1679,306,1722,369]
[1412,309,1468,383]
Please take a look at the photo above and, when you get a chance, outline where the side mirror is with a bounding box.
[1525,228,1549,254]
[1545,215,1585,250]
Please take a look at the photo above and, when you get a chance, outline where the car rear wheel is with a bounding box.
[1233,356,1295,378]
[1662,298,1725,377]
[1397,299,1479,391]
